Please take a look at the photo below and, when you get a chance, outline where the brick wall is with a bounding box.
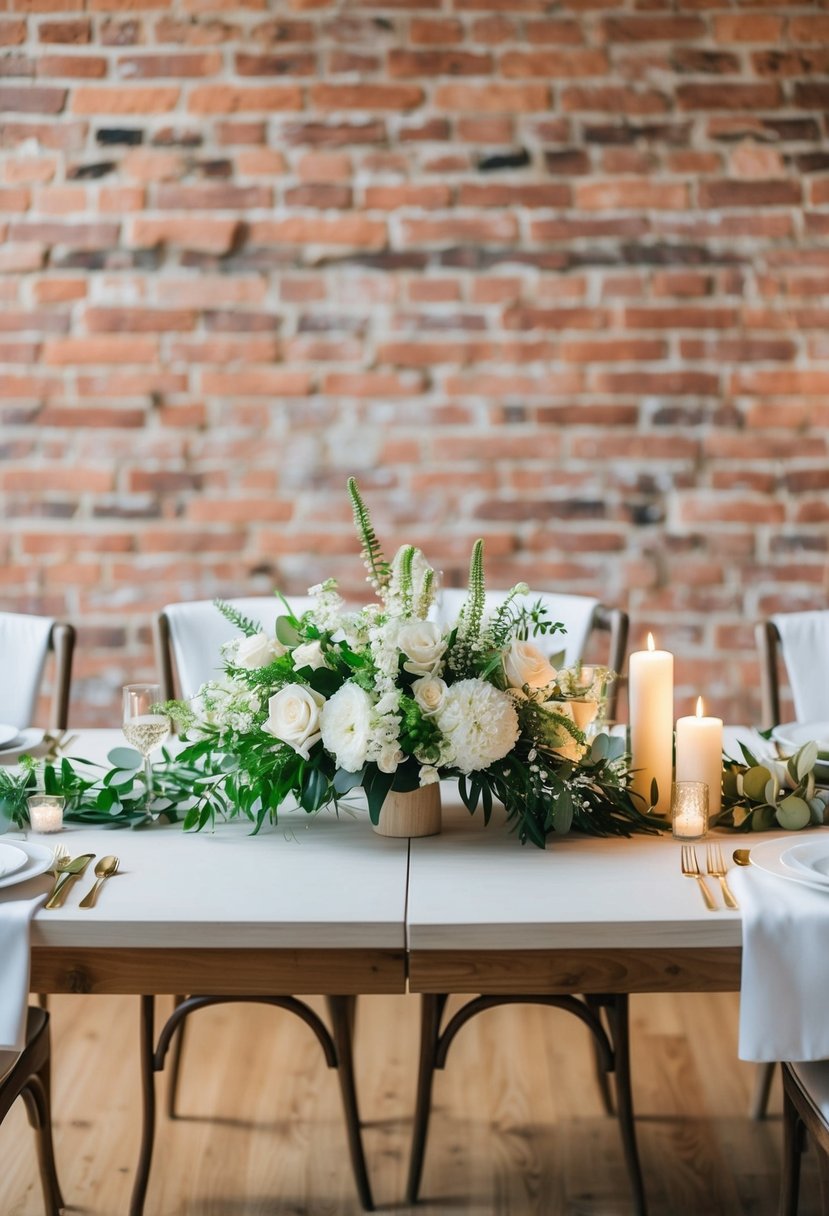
[2,1,828,726]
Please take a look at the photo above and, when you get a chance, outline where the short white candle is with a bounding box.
[671,781,709,840]
[628,632,674,815]
[28,796,64,834]
[675,697,723,818]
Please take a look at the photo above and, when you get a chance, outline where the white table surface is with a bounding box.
[2,731,408,951]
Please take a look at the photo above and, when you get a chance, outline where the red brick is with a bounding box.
[501,49,607,77]
[458,182,571,208]
[37,18,90,42]
[410,18,463,44]
[401,214,518,246]
[677,496,785,526]
[560,338,666,363]
[83,308,196,333]
[323,372,425,397]
[561,86,669,115]
[235,51,316,75]
[788,15,829,43]
[388,49,493,76]
[504,308,609,331]
[37,55,107,78]
[677,83,781,111]
[575,178,688,210]
[33,278,86,303]
[713,14,783,41]
[188,84,302,114]
[156,183,272,209]
[0,19,27,44]
[201,369,311,396]
[753,50,829,78]
[732,370,829,396]
[698,180,802,208]
[364,184,451,210]
[117,52,222,78]
[248,216,386,248]
[128,216,239,254]
[72,85,179,114]
[283,183,352,209]
[8,220,118,249]
[0,85,65,113]
[603,15,705,41]
[310,83,424,111]
[236,149,285,175]
[625,307,739,330]
[43,336,158,365]
[434,82,548,113]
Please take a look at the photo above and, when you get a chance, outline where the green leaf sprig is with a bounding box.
[719,740,829,832]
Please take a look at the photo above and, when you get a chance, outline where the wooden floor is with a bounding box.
[0,991,821,1215]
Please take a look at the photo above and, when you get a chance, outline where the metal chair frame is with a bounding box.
[0,1007,63,1216]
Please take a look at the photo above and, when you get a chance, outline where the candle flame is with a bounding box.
[696,696,704,718]
[647,632,655,651]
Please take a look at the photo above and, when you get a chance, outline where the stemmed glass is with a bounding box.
[122,684,170,811]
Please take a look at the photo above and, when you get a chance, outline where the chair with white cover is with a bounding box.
[143,595,374,1212]
[408,591,643,1212]
[435,588,628,722]
[0,613,75,731]
[752,611,829,1120]
[780,1061,829,1214]
[0,1007,63,1215]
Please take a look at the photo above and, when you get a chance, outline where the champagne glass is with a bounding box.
[122,684,170,810]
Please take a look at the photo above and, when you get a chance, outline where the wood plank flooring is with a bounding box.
[0,991,821,1215]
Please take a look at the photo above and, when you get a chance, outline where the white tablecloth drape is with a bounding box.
[0,890,46,1052]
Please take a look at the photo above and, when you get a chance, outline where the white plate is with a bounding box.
[780,839,829,884]
[0,728,45,762]
[0,724,20,748]
[0,842,27,879]
[750,836,829,894]
[771,721,829,783]
[0,838,53,891]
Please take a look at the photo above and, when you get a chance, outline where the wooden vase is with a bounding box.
[372,784,442,838]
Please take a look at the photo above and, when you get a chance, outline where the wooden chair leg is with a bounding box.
[129,995,157,1216]
[405,993,447,1206]
[327,996,374,1212]
[779,1080,804,1216]
[166,995,188,1119]
[605,995,648,1216]
[752,1062,777,1120]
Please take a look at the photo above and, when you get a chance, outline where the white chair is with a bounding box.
[435,589,628,722]
[154,596,314,701]
[0,612,75,730]
[780,1061,829,1214]
[150,595,374,1209]
[753,611,829,1119]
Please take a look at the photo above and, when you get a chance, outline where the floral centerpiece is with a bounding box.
[163,479,656,848]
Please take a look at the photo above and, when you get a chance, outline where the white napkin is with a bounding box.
[772,610,829,723]
[733,865,829,1063]
[0,612,54,729]
[0,891,46,1052]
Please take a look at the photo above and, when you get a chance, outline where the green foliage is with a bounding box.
[214,599,263,638]
[719,740,828,832]
[348,475,390,594]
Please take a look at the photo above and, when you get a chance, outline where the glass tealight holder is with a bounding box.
[27,794,65,834]
[671,781,708,842]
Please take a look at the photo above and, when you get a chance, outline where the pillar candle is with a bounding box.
[628,633,674,816]
[675,697,723,818]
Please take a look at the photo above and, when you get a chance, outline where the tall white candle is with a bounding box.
[628,633,674,816]
[675,697,723,818]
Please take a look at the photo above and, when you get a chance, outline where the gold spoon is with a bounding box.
[79,855,119,909]
[732,848,751,867]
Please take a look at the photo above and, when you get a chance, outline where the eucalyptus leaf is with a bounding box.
[750,804,776,832]
[275,615,301,647]
[552,788,573,835]
[107,747,142,770]
[590,734,609,762]
[776,795,811,831]
[764,776,779,804]
[743,765,772,802]
[796,741,819,782]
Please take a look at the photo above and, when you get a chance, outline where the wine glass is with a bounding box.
[122,684,170,810]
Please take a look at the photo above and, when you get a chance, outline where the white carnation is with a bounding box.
[436,678,519,775]
[320,683,373,772]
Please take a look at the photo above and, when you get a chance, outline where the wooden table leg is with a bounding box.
[327,995,375,1212]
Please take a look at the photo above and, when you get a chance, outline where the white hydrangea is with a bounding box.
[435,678,519,775]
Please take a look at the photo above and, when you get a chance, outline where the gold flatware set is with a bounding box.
[680,842,739,911]
[44,846,119,911]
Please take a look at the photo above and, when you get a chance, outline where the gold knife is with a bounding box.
[44,854,95,910]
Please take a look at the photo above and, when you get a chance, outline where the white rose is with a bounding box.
[503,640,557,691]
[291,640,329,672]
[320,683,373,772]
[419,764,440,786]
[412,676,447,717]
[398,620,446,676]
[378,744,403,774]
[236,631,286,670]
[263,684,325,760]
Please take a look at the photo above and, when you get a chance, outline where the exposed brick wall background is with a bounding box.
[2,0,828,726]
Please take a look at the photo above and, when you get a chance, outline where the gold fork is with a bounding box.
[681,844,717,911]
[706,842,739,910]
[44,844,73,901]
